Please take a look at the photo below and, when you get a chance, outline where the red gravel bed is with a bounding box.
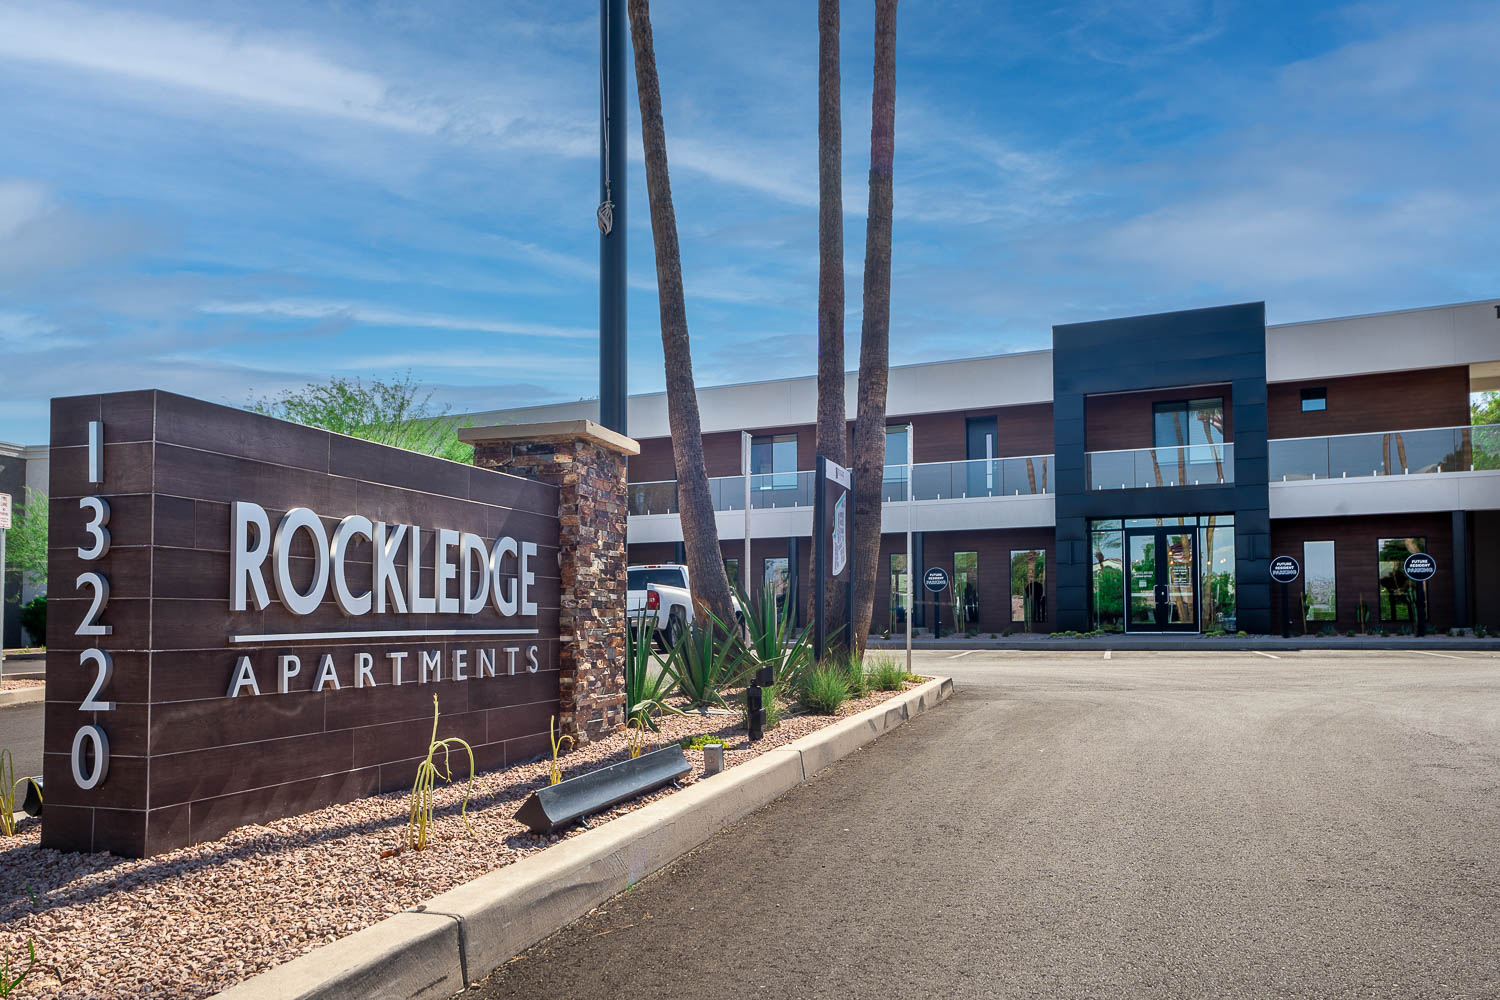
[1,679,45,691]
[0,685,913,999]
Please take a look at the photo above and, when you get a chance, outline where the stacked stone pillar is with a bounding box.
[462,420,637,743]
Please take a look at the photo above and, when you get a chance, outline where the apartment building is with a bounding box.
[465,299,1500,636]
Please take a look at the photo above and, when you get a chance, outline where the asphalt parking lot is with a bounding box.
[473,649,1500,999]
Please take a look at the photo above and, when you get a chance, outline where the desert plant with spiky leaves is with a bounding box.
[662,610,747,709]
[739,582,814,692]
[626,615,683,732]
[549,716,574,785]
[406,696,476,851]
[625,717,648,759]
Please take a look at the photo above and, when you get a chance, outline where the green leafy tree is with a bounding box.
[249,373,473,463]
[1473,391,1499,425]
[5,487,48,599]
[1470,392,1499,470]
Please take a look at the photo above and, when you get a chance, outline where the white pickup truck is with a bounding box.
[627,563,746,648]
[627,563,696,648]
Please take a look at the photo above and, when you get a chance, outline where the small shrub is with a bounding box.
[679,732,730,751]
[17,596,44,647]
[798,666,850,715]
[1002,628,1013,637]
[1476,623,1489,638]
[407,696,475,851]
[868,656,906,691]
[663,615,746,709]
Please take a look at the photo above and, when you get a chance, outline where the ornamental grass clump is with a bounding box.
[867,655,907,691]
[798,665,850,715]
[406,696,476,851]
[842,652,868,697]
[0,938,36,997]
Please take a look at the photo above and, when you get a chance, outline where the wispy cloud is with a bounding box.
[199,299,596,340]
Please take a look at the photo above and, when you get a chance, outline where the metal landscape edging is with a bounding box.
[211,676,955,1000]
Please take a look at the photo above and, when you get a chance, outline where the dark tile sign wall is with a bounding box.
[44,391,562,858]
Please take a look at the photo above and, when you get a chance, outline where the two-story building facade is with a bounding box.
[465,299,1500,637]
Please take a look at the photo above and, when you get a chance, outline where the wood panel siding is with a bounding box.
[1085,385,1235,453]
[1267,366,1471,439]
[1270,513,1455,631]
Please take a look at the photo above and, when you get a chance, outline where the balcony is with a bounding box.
[626,456,1053,518]
[1086,443,1235,491]
[1268,425,1500,481]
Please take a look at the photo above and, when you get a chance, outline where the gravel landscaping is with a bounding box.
[0,683,914,999]
[0,678,45,691]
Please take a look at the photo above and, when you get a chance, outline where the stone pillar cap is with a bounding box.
[460,419,640,456]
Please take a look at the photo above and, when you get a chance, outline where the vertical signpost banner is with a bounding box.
[1269,555,1300,639]
[1403,552,1436,638]
[0,490,10,679]
[813,456,852,662]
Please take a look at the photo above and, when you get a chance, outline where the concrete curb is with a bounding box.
[0,686,44,708]
[212,676,954,1000]
[866,637,1500,652]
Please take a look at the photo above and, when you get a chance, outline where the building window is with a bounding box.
[750,434,798,490]
[724,558,739,592]
[762,556,790,604]
[1010,549,1046,628]
[883,426,909,501]
[1198,515,1236,631]
[1301,388,1327,412]
[952,552,979,632]
[1089,522,1124,632]
[1153,398,1225,462]
[1303,541,1335,622]
[1378,537,1426,622]
[888,553,908,630]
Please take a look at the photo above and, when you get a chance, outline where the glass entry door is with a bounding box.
[1124,528,1198,632]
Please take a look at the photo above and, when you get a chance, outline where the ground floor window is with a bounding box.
[763,556,790,605]
[889,553,908,629]
[952,552,979,632]
[1089,524,1124,632]
[1198,516,1236,632]
[1302,541,1335,623]
[724,558,739,592]
[1010,549,1046,627]
[1378,537,1426,621]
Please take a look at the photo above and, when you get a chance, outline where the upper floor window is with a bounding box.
[884,425,909,467]
[1152,398,1225,461]
[750,433,798,489]
[1301,388,1327,412]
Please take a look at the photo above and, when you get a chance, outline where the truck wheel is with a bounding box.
[664,611,685,648]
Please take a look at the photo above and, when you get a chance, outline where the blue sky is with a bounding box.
[0,0,1495,443]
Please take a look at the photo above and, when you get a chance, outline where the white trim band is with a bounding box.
[230,628,541,644]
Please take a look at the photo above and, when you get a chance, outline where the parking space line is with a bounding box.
[1103,650,1112,660]
[949,650,977,659]
[1411,650,1464,660]
[1252,650,1280,659]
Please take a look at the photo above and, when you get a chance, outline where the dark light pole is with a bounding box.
[598,0,628,434]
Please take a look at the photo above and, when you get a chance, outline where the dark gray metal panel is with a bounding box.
[1453,510,1470,628]
[1053,302,1270,634]
[514,745,691,833]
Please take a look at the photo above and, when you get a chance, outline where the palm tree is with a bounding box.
[848,0,898,655]
[626,0,735,627]
[809,0,848,642]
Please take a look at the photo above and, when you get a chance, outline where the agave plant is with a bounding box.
[626,615,683,732]
[738,582,813,692]
[662,610,747,709]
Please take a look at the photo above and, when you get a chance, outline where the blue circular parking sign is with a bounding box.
[924,567,949,593]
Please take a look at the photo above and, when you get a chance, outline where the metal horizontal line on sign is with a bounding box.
[229,628,542,644]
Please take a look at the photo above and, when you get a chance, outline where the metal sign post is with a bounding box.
[1269,555,1300,639]
[813,456,852,662]
[1403,552,1436,638]
[924,566,949,641]
[904,423,914,676]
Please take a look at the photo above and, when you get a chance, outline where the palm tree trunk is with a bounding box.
[626,0,735,629]
[807,0,848,641]
[848,0,898,656]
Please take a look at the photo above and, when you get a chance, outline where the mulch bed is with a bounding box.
[0,684,914,999]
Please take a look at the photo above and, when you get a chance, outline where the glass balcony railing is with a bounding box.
[625,457,1054,516]
[909,456,1052,500]
[1268,425,1500,482]
[1087,442,1235,491]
